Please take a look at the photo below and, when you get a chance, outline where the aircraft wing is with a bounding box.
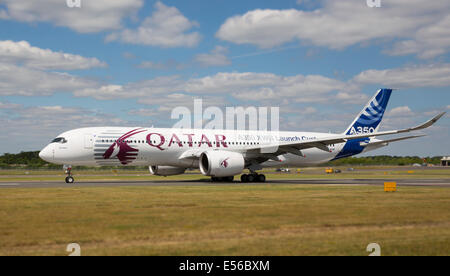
[246,112,445,158]
[178,149,203,160]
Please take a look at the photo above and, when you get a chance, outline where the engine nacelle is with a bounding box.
[199,151,245,177]
[149,166,186,176]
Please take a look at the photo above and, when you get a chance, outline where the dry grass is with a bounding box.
[0,184,449,256]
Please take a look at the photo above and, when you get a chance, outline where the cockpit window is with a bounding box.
[51,137,67,143]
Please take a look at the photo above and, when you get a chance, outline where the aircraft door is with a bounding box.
[84,134,93,149]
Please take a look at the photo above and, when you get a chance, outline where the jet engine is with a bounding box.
[149,166,186,176]
[199,151,245,177]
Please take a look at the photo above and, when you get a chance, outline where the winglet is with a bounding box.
[405,112,446,132]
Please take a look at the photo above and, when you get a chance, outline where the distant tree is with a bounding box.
[326,155,443,166]
[0,151,444,169]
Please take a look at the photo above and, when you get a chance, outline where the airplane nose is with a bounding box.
[39,145,53,162]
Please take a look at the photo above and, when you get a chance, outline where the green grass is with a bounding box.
[0,184,449,256]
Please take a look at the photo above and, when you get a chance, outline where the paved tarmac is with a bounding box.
[0,178,448,188]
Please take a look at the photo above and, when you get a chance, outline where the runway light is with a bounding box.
[384,182,397,192]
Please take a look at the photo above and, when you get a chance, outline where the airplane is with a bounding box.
[39,88,446,183]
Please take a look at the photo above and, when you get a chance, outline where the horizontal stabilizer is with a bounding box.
[360,135,426,147]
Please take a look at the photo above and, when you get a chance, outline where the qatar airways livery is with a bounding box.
[39,89,445,183]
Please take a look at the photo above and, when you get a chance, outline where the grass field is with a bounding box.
[0,169,450,255]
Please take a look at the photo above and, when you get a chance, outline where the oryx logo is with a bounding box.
[220,158,230,168]
[103,128,146,165]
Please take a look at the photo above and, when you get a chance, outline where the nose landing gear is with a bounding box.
[63,165,74,184]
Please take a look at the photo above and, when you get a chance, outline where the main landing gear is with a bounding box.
[241,173,266,183]
[64,165,74,184]
[210,173,267,183]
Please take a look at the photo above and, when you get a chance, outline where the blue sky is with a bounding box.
[0,0,449,156]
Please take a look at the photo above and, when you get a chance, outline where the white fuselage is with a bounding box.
[39,127,382,168]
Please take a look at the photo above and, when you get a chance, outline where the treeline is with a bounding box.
[0,151,444,169]
[0,151,53,169]
[0,151,147,170]
[327,155,443,166]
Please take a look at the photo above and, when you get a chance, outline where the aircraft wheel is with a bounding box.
[65,176,74,184]
[241,174,248,182]
[257,174,266,183]
[247,174,255,182]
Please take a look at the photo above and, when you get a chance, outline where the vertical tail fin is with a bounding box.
[344,88,392,135]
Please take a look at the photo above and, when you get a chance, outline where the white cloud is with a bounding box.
[0,40,105,96]
[0,101,21,109]
[0,40,107,70]
[283,106,317,115]
[185,72,360,104]
[0,63,97,96]
[0,0,143,33]
[137,93,225,112]
[185,72,286,94]
[388,14,450,59]
[137,59,186,70]
[64,62,450,111]
[74,76,185,100]
[74,71,365,106]
[352,63,450,88]
[300,106,317,115]
[0,102,135,153]
[106,1,201,47]
[388,106,414,117]
[194,46,231,67]
[128,108,159,117]
[74,85,125,100]
[216,0,450,58]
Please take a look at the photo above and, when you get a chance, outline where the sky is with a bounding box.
[0,0,449,156]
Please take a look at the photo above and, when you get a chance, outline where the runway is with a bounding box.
[0,178,449,188]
